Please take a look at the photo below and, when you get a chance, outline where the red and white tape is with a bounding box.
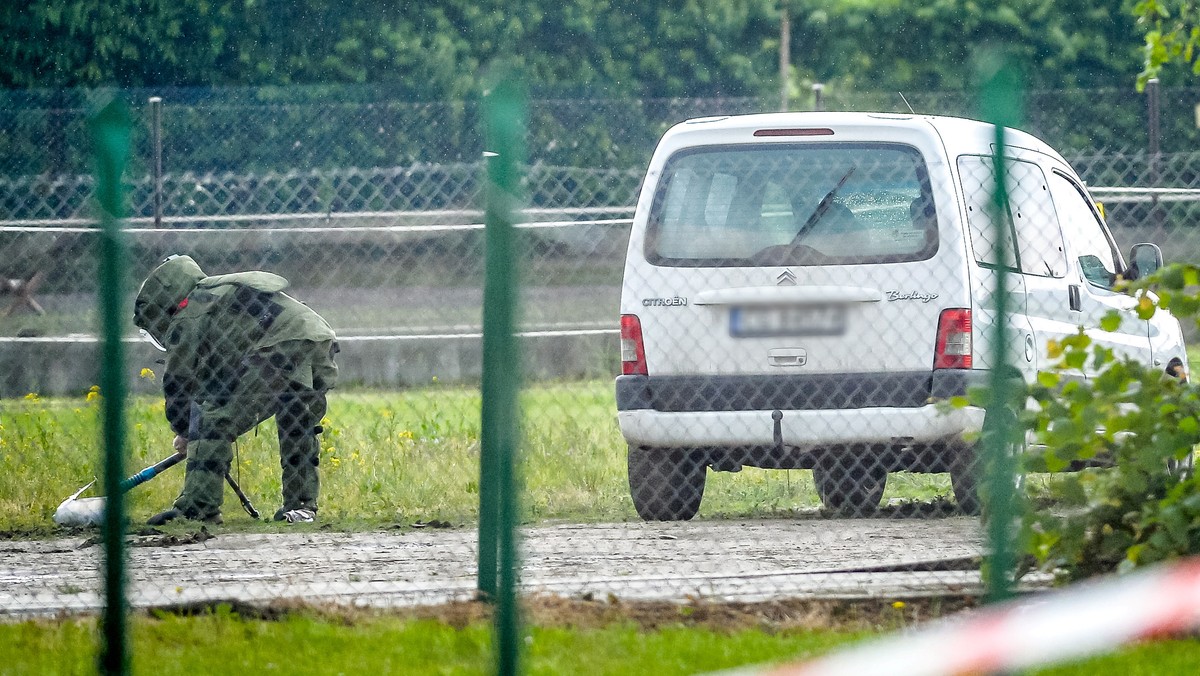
[715,557,1200,676]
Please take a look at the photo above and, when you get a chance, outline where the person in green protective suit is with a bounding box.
[133,255,338,525]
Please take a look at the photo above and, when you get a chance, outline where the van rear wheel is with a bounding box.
[628,446,707,521]
[952,407,1026,516]
[812,452,887,516]
[951,448,1026,517]
[949,449,982,516]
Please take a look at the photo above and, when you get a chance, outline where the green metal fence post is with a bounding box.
[91,98,133,675]
[979,53,1023,604]
[479,68,527,675]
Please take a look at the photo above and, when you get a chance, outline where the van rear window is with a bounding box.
[646,143,938,267]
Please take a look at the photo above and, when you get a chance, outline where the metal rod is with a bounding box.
[979,52,1023,604]
[480,66,526,676]
[225,473,260,519]
[780,7,791,112]
[1147,78,1164,228]
[150,97,163,229]
[1148,78,1161,172]
[91,97,133,676]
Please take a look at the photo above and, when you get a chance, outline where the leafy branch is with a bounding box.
[1021,263,1200,581]
[1135,0,1200,88]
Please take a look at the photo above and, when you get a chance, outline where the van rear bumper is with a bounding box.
[617,405,985,449]
[615,370,985,412]
[615,371,987,449]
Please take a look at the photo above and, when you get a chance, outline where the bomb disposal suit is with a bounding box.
[133,255,338,524]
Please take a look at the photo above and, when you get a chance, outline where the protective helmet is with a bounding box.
[133,255,206,346]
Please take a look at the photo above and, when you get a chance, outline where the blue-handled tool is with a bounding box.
[119,451,186,492]
[55,450,259,525]
[55,451,186,526]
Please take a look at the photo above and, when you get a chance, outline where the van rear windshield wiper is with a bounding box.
[795,166,856,237]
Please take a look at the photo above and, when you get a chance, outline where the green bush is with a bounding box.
[1020,264,1200,581]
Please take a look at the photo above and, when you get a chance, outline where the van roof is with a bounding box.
[667,111,1066,166]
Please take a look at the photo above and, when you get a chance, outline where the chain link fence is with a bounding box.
[1,84,1199,637]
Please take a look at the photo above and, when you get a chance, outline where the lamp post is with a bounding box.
[780,6,791,111]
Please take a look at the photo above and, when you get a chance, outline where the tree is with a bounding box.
[0,0,1160,99]
[789,0,1143,92]
[1134,0,1200,88]
[0,0,183,88]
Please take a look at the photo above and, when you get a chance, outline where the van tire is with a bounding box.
[1167,450,1195,479]
[628,446,707,521]
[952,407,1025,516]
[949,448,982,516]
[1166,367,1193,478]
[812,453,887,515]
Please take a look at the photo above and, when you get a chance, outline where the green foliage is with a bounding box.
[1134,0,1200,88]
[1,1,1152,99]
[0,0,183,88]
[791,0,1143,92]
[0,0,781,98]
[1021,263,1200,581]
[0,1,1177,186]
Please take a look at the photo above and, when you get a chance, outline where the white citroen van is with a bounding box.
[616,112,1187,519]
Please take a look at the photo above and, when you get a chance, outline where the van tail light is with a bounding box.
[620,314,648,375]
[934,308,972,369]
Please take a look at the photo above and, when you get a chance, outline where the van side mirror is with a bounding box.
[1127,243,1163,281]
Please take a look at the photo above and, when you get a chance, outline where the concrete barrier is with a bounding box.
[0,330,619,398]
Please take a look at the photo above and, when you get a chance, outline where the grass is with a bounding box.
[0,610,864,676]
[1,601,1197,675]
[0,378,957,534]
[3,378,1196,675]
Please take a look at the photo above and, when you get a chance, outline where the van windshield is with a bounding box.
[646,143,938,266]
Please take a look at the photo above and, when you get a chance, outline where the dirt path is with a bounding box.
[1,517,998,618]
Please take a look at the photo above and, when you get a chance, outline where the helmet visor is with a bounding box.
[140,328,167,352]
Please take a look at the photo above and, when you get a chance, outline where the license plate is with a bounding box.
[730,305,846,337]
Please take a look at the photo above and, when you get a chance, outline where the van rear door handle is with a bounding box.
[1068,284,1081,311]
[768,348,808,367]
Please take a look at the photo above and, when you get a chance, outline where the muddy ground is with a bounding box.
[0,516,1025,619]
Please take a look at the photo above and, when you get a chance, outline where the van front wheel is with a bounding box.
[628,446,707,521]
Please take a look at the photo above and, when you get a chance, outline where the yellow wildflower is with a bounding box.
[86,389,100,403]
[140,367,156,380]
[23,392,39,401]
[891,601,906,610]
